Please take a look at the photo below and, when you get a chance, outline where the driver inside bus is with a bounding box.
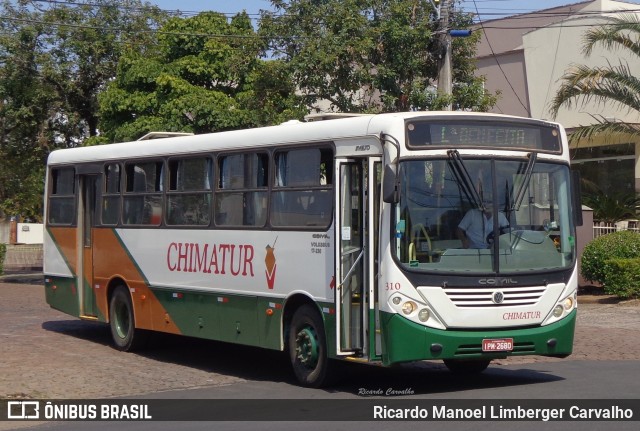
[456,194,509,249]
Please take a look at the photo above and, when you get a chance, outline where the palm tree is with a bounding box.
[550,14,640,142]
[582,188,640,223]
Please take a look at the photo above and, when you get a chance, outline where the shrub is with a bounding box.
[603,258,640,299]
[0,243,5,275]
[581,230,640,284]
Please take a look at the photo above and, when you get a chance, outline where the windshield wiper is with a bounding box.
[447,150,484,210]
[512,152,537,211]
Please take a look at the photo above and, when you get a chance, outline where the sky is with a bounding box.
[148,0,640,20]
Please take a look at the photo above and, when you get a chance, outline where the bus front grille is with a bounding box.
[443,286,546,307]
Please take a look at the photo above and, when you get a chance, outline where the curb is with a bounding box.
[578,294,640,306]
[0,272,43,285]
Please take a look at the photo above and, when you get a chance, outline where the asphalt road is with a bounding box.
[1,281,639,431]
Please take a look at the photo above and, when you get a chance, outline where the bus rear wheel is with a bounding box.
[109,285,148,352]
[288,305,331,388]
[443,359,491,374]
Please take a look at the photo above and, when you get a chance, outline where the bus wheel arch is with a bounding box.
[282,294,319,345]
[283,295,331,387]
[107,282,149,352]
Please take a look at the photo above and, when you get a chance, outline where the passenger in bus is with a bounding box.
[456,197,509,249]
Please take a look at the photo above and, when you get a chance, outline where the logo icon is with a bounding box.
[265,237,277,290]
[7,401,40,419]
[492,291,505,304]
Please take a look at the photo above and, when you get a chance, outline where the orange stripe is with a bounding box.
[91,229,181,334]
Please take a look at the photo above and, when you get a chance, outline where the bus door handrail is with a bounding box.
[339,248,364,290]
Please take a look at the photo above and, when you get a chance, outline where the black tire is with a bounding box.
[443,359,491,374]
[288,304,332,388]
[109,285,148,352]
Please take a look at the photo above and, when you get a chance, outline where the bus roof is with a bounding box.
[47,111,560,166]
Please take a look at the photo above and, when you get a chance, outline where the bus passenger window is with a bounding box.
[215,153,268,227]
[123,161,163,226]
[102,163,121,225]
[48,167,76,225]
[167,157,212,226]
[271,147,333,228]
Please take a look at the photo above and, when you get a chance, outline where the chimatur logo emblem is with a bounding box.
[492,291,505,304]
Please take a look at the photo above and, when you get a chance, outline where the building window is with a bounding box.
[571,143,635,195]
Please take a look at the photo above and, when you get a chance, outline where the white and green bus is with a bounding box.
[44,111,581,387]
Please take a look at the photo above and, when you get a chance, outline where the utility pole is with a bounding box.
[436,0,452,111]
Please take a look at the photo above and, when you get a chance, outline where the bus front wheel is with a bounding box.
[288,305,331,388]
[109,285,148,352]
[443,359,491,374]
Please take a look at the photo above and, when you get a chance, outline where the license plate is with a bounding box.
[482,338,514,352]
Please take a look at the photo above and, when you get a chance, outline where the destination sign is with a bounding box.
[406,120,561,152]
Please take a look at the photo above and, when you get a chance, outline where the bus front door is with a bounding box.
[336,159,368,356]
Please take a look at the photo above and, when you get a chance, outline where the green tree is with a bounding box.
[583,189,640,223]
[98,11,306,142]
[259,0,496,113]
[0,2,55,220]
[0,0,167,219]
[550,14,640,143]
[42,0,168,145]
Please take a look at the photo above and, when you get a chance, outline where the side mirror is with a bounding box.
[572,170,583,227]
[382,164,398,203]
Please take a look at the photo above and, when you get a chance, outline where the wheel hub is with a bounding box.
[114,302,129,339]
[295,327,319,368]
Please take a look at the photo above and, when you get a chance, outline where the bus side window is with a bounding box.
[123,161,163,226]
[102,163,121,225]
[167,157,212,226]
[48,167,76,225]
[215,152,268,227]
[271,147,333,228]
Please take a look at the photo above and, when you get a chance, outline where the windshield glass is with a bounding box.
[393,158,576,274]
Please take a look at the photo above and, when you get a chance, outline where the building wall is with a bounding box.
[474,0,640,195]
[17,223,44,244]
[473,1,594,115]
[0,221,9,244]
[523,14,640,126]
[476,50,530,117]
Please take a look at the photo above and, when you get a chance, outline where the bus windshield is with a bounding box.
[393,157,576,274]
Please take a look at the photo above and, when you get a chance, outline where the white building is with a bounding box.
[474,0,640,194]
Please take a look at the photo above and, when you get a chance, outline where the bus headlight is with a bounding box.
[387,293,444,329]
[402,301,417,315]
[418,308,430,322]
[563,296,574,311]
[552,305,564,318]
[543,290,577,326]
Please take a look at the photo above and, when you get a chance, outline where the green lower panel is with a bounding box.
[152,288,283,349]
[216,294,259,345]
[320,303,337,358]
[45,276,80,317]
[256,297,284,350]
[380,310,576,366]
